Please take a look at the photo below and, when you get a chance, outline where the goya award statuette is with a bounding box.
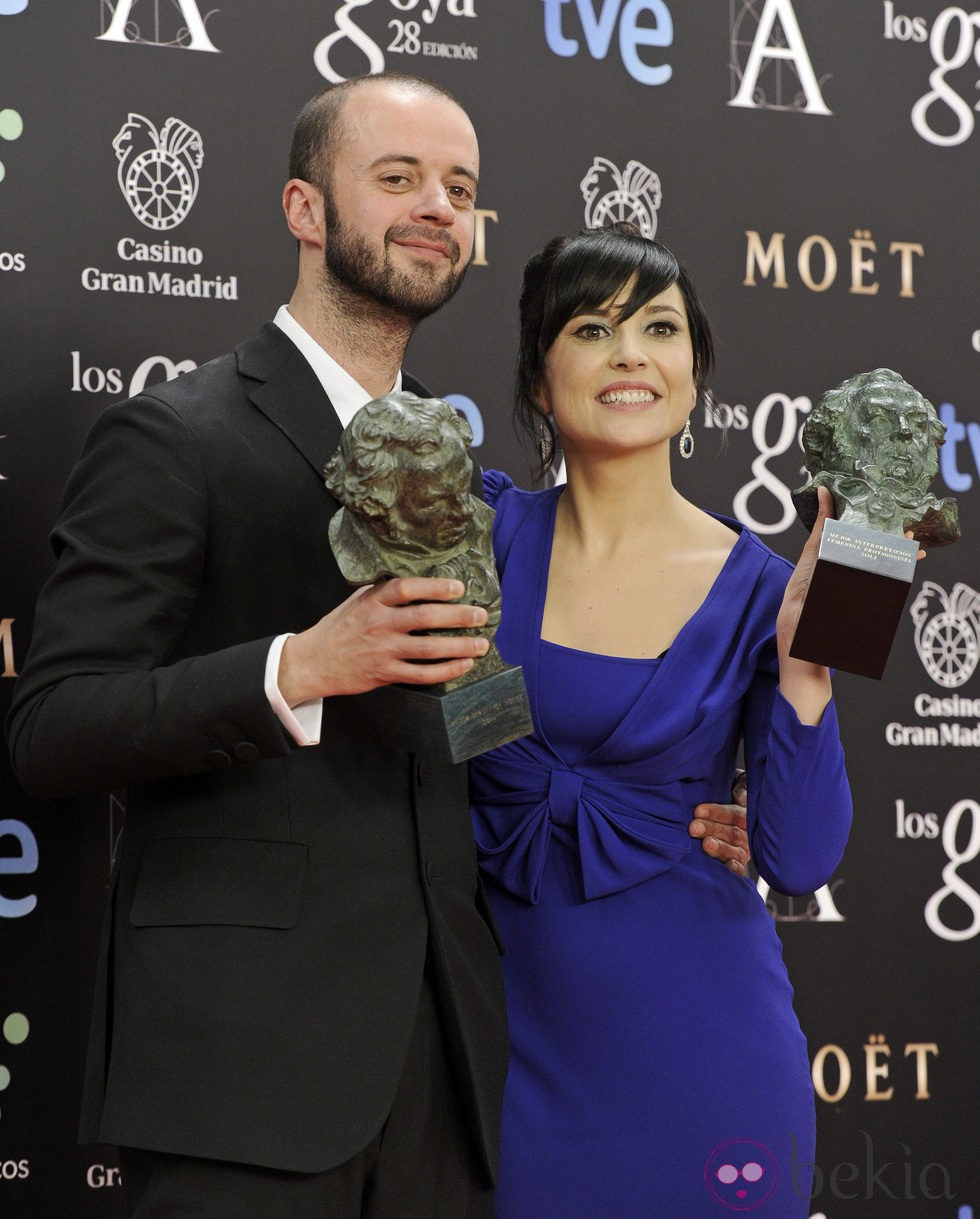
[324,391,533,763]
[790,368,960,680]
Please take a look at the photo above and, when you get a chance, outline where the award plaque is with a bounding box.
[324,391,533,763]
[790,368,960,680]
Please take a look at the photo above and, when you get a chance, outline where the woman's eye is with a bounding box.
[573,323,607,340]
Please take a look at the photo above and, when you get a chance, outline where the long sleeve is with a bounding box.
[741,665,853,896]
[6,395,291,800]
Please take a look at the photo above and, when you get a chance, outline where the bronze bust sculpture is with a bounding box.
[324,391,504,687]
[789,368,961,679]
[792,368,960,547]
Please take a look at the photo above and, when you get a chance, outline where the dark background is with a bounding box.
[1,2,977,1215]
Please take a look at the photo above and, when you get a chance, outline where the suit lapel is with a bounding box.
[232,327,483,505]
[235,323,345,481]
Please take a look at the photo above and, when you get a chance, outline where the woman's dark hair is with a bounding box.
[515,222,715,479]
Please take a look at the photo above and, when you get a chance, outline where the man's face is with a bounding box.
[852,386,937,488]
[321,83,479,320]
[394,438,474,550]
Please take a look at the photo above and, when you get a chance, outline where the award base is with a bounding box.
[789,519,918,680]
[350,663,533,764]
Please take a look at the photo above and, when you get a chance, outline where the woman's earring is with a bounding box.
[537,419,551,471]
[679,419,695,460]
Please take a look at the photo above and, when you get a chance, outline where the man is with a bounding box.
[7,72,747,1217]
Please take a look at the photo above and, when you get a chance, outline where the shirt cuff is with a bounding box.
[265,634,322,746]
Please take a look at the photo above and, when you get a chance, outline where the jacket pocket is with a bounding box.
[129,836,307,929]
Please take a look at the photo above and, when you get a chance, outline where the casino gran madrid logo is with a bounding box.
[580,157,662,236]
[83,115,238,298]
[910,581,980,688]
[97,0,220,52]
[314,0,479,84]
[112,114,203,231]
[729,0,832,115]
[886,582,980,752]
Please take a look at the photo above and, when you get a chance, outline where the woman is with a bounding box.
[470,223,853,1216]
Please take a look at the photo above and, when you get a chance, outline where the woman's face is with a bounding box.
[538,280,696,462]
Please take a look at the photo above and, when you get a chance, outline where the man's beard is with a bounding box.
[322,192,467,322]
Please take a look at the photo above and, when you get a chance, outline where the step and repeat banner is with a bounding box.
[1,2,978,1215]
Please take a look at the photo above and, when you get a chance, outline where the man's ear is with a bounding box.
[283,179,325,248]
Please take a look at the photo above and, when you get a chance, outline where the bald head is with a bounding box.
[289,73,472,195]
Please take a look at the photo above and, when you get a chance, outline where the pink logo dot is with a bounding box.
[704,1138,779,1210]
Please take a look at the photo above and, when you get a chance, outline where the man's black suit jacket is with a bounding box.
[7,323,508,1179]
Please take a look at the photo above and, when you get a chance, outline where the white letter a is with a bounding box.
[98,0,220,52]
[730,0,830,114]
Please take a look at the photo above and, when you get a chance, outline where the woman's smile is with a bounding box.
[597,383,662,409]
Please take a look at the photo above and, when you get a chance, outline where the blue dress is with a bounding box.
[470,473,853,1218]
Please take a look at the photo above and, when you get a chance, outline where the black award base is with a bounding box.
[789,519,919,680]
[349,663,534,764]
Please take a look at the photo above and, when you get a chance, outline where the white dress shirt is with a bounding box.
[263,306,403,746]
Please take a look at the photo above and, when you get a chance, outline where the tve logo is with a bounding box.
[939,401,980,491]
[0,820,38,918]
[541,0,673,85]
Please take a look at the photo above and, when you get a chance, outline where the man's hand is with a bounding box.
[689,772,749,876]
[278,577,489,704]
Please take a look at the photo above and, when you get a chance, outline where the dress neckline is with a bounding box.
[539,637,666,664]
[523,489,750,766]
[533,487,747,666]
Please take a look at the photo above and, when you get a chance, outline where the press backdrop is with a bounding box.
[1,2,978,1216]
